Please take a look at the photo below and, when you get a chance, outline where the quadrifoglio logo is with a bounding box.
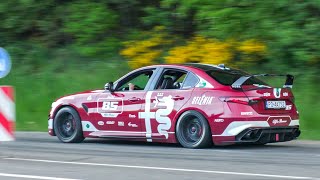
[139,92,174,140]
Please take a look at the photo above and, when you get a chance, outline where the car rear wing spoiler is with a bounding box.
[231,74,294,89]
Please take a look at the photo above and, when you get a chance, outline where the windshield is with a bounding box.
[206,69,268,86]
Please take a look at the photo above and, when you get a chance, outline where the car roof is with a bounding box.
[141,63,228,72]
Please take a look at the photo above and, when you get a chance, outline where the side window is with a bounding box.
[182,73,199,89]
[155,69,187,90]
[117,70,154,91]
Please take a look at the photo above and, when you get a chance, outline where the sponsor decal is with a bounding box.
[273,88,281,98]
[97,121,104,126]
[101,113,119,118]
[97,98,123,118]
[129,114,136,118]
[214,119,224,122]
[285,105,292,110]
[139,92,174,140]
[195,76,214,88]
[118,121,124,126]
[267,116,291,126]
[87,95,92,101]
[106,121,115,125]
[241,112,253,116]
[191,95,214,105]
[263,92,271,97]
[128,122,138,128]
[272,119,287,125]
[283,92,289,97]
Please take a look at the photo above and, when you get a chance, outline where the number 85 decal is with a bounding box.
[97,98,123,114]
[102,101,118,110]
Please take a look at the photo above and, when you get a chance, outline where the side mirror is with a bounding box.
[104,82,114,92]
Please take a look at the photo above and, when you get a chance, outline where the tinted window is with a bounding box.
[155,69,187,90]
[182,73,199,89]
[117,70,154,91]
[206,70,267,86]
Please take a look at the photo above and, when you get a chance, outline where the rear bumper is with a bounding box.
[212,126,300,145]
[235,126,300,144]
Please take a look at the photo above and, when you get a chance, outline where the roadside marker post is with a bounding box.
[0,48,15,141]
[0,86,15,141]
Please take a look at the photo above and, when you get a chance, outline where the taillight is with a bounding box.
[219,97,260,105]
[219,97,249,105]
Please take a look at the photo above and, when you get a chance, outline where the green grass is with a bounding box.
[0,60,129,131]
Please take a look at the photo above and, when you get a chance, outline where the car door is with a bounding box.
[95,68,157,138]
[139,68,198,141]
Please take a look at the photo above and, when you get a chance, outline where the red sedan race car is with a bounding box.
[48,63,300,148]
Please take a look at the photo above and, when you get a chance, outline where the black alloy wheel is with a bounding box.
[54,107,84,143]
[176,110,212,148]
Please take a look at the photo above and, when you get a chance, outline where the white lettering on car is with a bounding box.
[241,112,253,116]
[191,95,213,105]
[214,119,224,122]
[285,105,292,110]
[128,122,138,128]
[272,119,287,125]
[106,121,115,125]
[118,121,124,126]
[263,92,271,97]
[102,101,119,110]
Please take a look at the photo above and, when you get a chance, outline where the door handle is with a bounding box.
[172,96,184,100]
[128,97,141,102]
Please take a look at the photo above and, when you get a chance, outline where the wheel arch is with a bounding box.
[51,104,80,136]
[173,107,213,141]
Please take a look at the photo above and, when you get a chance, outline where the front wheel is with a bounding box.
[53,107,84,143]
[176,110,212,148]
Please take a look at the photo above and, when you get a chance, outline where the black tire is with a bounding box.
[176,110,212,148]
[53,107,84,143]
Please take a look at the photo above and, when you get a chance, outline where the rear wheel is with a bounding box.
[176,110,212,148]
[54,107,84,143]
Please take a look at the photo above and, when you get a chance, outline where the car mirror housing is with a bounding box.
[104,82,114,92]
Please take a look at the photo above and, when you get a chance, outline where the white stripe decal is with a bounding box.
[4,158,317,180]
[48,119,53,129]
[0,124,14,141]
[0,172,81,180]
[139,91,154,142]
[0,89,15,121]
[289,120,299,126]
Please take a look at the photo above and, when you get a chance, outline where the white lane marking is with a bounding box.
[4,157,318,180]
[0,172,80,180]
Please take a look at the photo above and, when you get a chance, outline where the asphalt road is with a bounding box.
[0,132,319,180]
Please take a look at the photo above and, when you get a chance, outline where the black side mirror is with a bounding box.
[104,82,114,92]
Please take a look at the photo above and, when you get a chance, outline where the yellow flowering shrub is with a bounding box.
[238,39,266,54]
[120,26,171,69]
[165,36,233,65]
[121,29,267,68]
[236,39,267,64]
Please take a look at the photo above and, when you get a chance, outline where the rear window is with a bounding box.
[206,70,267,86]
